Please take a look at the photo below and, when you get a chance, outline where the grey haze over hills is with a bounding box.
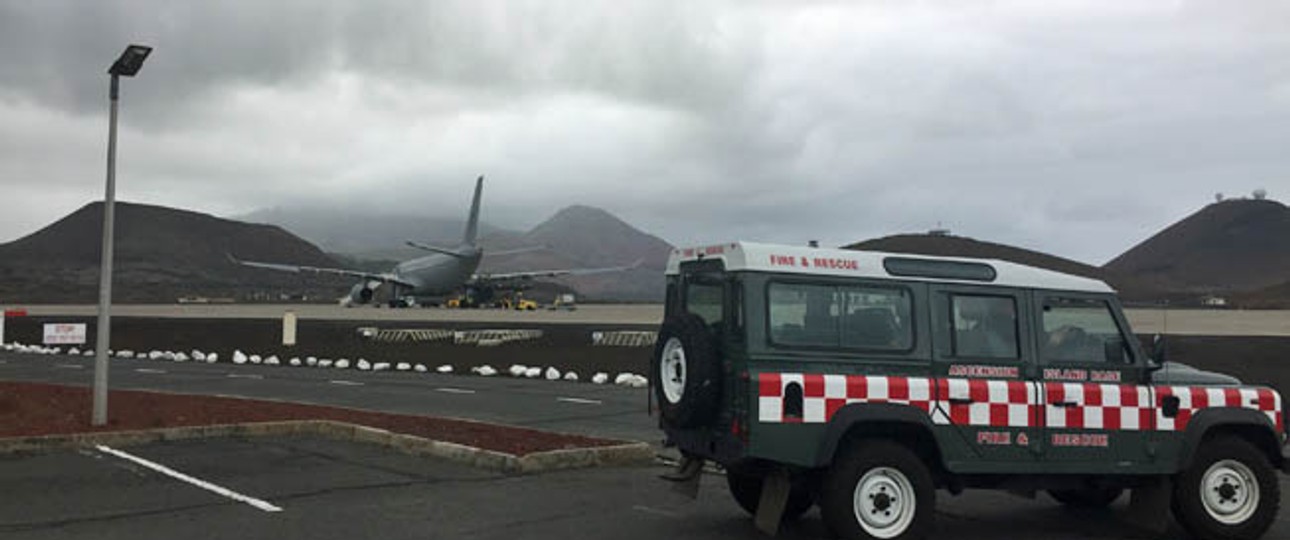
[239,204,674,302]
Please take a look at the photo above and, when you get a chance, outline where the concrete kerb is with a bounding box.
[0,419,653,474]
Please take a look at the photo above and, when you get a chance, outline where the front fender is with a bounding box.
[1178,407,1281,472]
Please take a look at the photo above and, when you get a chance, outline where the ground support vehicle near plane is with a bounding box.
[655,241,1288,540]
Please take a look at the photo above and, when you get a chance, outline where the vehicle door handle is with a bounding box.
[947,398,973,405]
[1051,401,1079,408]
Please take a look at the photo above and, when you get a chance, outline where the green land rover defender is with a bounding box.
[653,241,1288,540]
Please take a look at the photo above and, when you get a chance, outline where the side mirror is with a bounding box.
[1147,333,1167,371]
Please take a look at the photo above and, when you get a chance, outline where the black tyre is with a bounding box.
[726,468,817,520]
[1172,436,1280,540]
[1048,487,1124,508]
[821,440,935,540]
[651,313,721,428]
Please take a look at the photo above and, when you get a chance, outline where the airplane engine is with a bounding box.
[343,280,382,306]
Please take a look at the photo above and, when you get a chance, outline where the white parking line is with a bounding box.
[435,387,476,395]
[55,363,85,369]
[329,380,363,386]
[227,374,264,380]
[95,445,282,512]
[135,368,166,374]
[556,397,602,405]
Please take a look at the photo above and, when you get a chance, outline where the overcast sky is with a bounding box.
[1,1,1287,265]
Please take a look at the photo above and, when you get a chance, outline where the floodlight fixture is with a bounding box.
[108,44,152,77]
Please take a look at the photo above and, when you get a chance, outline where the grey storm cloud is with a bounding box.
[0,0,1288,265]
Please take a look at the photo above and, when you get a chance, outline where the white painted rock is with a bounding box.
[306,356,318,366]
[265,356,280,366]
[116,351,134,359]
[148,350,164,360]
[614,373,633,385]
[563,371,579,382]
[68,347,81,356]
[476,365,498,377]
[414,364,428,373]
[396,362,411,371]
[162,351,176,361]
[509,364,528,377]
[289,357,302,366]
[233,350,248,364]
[373,362,390,371]
[250,354,262,364]
[193,351,206,362]
[173,352,188,362]
[545,367,561,380]
[318,359,334,368]
[334,359,349,369]
[206,353,219,363]
[592,372,610,385]
[84,350,95,357]
[524,367,542,378]
[357,359,371,371]
[436,364,453,374]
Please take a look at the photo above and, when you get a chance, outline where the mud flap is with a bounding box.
[660,455,705,500]
[1126,478,1172,535]
[754,467,791,536]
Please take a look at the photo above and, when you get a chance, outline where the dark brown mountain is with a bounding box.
[842,233,1160,300]
[0,202,348,303]
[1104,199,1290,295]
[481,205,673,302]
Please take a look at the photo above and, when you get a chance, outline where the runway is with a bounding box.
[8,304,1290,336]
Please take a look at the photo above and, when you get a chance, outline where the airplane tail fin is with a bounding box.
[463,175,483,246]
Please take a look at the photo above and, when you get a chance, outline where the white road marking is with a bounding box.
[556,397,602,405]
[135,368,166,374]
[435,387,476,395]
[329,380,363,386]
[55,364,85,369]
[95,445,282,512]
[226,373,264,380]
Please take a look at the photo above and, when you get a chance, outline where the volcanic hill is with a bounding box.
[0,202,348,303]
[1105,198,1290,296]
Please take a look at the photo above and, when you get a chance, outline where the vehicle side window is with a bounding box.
[950,295,1019,359]
[1042,298,1129,363]
[768,282,912,351]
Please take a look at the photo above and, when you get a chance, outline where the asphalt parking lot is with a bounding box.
[3,436,1287,540]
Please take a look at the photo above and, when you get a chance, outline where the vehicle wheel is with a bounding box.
[1048,487,1124,508]
[726,468,816,520]
[651,312,721,428]
[821,440,934,540]
[1172,436,1279,540]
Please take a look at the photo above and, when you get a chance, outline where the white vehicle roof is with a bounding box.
[665,241,1114,294]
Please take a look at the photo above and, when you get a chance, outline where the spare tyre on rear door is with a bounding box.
[652,312,722,428]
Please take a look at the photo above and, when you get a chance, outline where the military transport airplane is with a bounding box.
[233,176,637,307]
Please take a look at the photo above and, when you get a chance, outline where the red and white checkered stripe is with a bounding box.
[1045,383,1154,431]
[939,378,1038,428]
[757,373,1285,434]
[1155,385,1283,432]
[757,373,935,424]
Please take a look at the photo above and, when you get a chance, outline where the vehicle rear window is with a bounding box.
[685,280,724,327]
[768,282,912,351]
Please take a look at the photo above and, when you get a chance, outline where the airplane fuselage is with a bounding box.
[391,246,483,296]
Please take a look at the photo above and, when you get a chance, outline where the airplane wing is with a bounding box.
[229,254,417,288]
[471,259,643,283]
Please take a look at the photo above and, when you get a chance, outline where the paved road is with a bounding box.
[2,436,1287,540]
[10,303,1290,335]
[0,351,658,444]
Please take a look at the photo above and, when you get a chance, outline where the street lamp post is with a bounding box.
[93,44,152,426]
